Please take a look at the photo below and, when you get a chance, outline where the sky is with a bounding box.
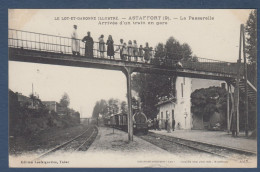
[8,9,253,117]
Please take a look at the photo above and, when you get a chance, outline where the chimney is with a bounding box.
[221,83,226,89]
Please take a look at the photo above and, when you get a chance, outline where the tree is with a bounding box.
[108,98,119,115]
[245,9,257,64]
[121,101,128,114]
[29,93,44,109]
[92,101,100,118]
[29,93,37,107]
[132,36,194,119]
[60,92,70,108]
[92,99,108,118]
[181,43,193,61]
[165,37,183,60]
[132,73,175,119]
[191,87,227,128]
[245,10,257,87]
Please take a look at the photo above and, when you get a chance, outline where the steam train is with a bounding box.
[104,111,148,134]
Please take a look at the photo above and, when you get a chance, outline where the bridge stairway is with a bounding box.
[230,79,257,104]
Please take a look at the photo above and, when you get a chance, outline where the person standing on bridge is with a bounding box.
[82,31,94,58]
[106,35,115,59]
[115,39,124,60]
[139,45,144,62]
[71,25,80,56]
[133,40,139,62]
[119,39,124,60]
[149,47,154,62]
[144,42,150,63]
[122,42,128,60]
[99,34,106,58]
[127,40,133,61]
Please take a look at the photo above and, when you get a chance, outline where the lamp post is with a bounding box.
[184,112,188,129]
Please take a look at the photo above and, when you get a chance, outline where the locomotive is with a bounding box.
[104,111,148,134]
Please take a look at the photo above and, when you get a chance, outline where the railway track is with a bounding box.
[139,132,256,160]
[35,125,98,160]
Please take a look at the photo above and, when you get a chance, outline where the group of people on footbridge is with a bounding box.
[71,25,158,63]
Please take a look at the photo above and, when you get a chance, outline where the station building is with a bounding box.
[156,77,192,130]
[156,77,224,130]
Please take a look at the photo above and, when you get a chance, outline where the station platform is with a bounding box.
[150,129,257,154]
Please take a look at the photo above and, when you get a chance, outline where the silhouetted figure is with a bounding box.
[144,42,150,63]
[106,35,115,59]
[82,31,94,58]
[172,119,176,131]
[153,118,157,130]
[165,119,168,130]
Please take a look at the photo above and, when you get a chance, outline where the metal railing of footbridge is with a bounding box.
[8,29,244,77]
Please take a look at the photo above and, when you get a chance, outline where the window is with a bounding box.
[181,83,184,98]
[161,112,163,119]
[166,110,169,119]
[172,110,174,120]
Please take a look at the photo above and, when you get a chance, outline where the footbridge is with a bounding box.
[8,27,256,140]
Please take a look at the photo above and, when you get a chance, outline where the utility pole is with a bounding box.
[233,24,243,137]
[242,24,249,137]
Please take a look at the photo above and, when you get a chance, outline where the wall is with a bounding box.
[42,101,57,112]
[175,77,192,129]
[191,113,204,130]
[157,102,175,130]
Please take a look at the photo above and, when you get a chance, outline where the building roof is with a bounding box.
[42,101,57,104]
[17,93,30,102]
[155,97,176,107]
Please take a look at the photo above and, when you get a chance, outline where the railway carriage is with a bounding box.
[104,111,148,134]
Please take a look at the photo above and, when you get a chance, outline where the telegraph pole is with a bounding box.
[233,24,243,137]
[242,24,249,137]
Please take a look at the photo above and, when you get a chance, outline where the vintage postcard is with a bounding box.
[8,9,257,168]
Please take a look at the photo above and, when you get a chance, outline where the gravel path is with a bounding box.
[87,127,171,155]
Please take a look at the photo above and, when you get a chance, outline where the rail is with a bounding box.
[8,29,244,76]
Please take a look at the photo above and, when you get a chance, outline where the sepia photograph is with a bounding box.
[8,9,257,168]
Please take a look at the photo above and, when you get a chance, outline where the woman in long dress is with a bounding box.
[99,35,106,58]
[122,43,128,61]
[106,35,115,59]
[127,40,133,61]
[139,45,144,62]
[82,31,94,58]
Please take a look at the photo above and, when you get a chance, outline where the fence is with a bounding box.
[8,29,242,76]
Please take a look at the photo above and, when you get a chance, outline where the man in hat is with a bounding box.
[71,25,80,56]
